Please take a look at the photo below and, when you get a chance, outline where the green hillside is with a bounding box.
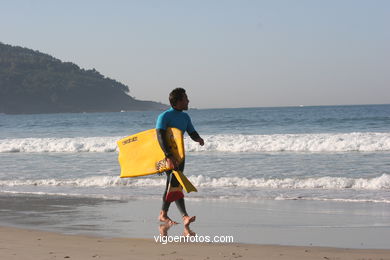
[0,42,167,114]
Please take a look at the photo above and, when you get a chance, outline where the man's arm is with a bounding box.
[156,128,178,169]
[189,131,204,146]
[186,115,204,146]
[156,128,172,157]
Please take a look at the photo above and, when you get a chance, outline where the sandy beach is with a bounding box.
[1,226,389,260]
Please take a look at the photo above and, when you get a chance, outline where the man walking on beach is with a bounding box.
[156,88,204,226]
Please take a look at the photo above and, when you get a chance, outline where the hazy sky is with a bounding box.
[1,0,389,108]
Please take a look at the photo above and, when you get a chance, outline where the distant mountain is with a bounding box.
[0,42,168,114]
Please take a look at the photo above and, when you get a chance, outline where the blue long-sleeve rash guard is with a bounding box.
[156,107,196,134]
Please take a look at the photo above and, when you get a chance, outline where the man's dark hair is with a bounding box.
[169,88,186,107]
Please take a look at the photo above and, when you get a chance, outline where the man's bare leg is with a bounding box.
[159,210,178,225]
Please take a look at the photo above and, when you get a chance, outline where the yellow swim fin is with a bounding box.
[172,170,197,193]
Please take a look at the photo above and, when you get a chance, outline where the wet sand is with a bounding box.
[0,227,390,260]
[1,226,390,260]
[0,194,390,249]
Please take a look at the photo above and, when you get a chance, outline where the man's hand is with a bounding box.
[166,156,179,170]
[189,132,204,146]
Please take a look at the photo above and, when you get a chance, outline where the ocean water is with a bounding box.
[1,104,390,248]
[0,104,389,204]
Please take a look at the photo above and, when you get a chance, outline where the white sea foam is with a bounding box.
[190,174,390,190]
[187,132,390,152]
[0,176,164,187]
[1,174,389,190]
[1,132,390,153]
[0,136,119,153]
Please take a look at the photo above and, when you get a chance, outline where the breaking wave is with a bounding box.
[0,132,389,153]
[1,174,389,190]
[0,136,119,153]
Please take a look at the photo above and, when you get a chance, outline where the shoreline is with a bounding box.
[0,193,389,249]
[1,225,390,260]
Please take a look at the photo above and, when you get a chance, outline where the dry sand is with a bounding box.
[1,226,389,260]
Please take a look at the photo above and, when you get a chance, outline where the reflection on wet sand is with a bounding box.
[159,223,196,237]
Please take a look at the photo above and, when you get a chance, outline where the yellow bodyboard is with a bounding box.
[173,170,197,193]
[117,128,197,192]
[117,128,197,193]
[117,128,184,177]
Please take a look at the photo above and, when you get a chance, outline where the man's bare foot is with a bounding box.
[159,210,178,225]
[183,215,196,226]
[159,216,178,225]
